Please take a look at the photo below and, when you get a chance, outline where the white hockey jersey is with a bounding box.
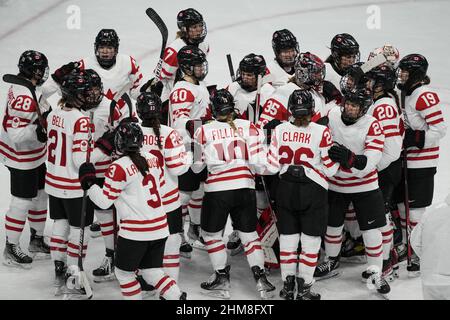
[367,96,403,171]
[324,59,343,91]
[140,124,190,213]
[45,107,107,199]
[0,84,48,170]
[266,59,293,88]
[88,153,169,241]
[169,80,211,143]
[158,37,210,101]
[192,119,266,192]
[327,107,385,193]
[80,53,143,101]
[403,85,447,169]
[226,81,275,122]
[256,82,329,129]
[266,122,339,189]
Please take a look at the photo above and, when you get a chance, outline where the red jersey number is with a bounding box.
[142,174,162,208]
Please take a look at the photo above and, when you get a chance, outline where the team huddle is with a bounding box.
[0,7,446,300]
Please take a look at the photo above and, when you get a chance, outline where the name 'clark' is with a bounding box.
[282,131,311,144]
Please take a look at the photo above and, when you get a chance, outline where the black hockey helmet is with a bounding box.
[60,71,96,110]
[368,65,397,92]
[341,87,373,123]
[115,122,144,154]
[177,45,208,81]
[18,50,49,86]
[396,54,428,91]
[288,89,315,118]
[331,33,360,64]
[94,29,120,68]
[210,89,235,118]
[136,91,162,120]
[294,52,326,89]
[340,62,374,95]
[84,69,104,109]
[177,8,207,44]
[272,29,299,69]
[237,53,267,91]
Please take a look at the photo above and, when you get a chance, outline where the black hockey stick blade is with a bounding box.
[3,74,36,96]
[146,8,168,59]
[226,54,235,82]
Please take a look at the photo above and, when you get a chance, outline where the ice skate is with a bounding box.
[92,249,116,283]
[361,259,395,283]
[340,235,367,264]
[136,274,157,299]
[3,241,32,269]
[62,266,93,300]
[251,266,275,299]
[28,228,50,260]
[296,277,321,300]
[407,254,420,278]
[227,230,244,256]
[314,256,340,280]
[200,265,231,299]
[89,221,102,238]
[179,233,192,259]
[54,260,67,296]
[187,223,207,251]
[279,275,295,300]
[367,269,391,299]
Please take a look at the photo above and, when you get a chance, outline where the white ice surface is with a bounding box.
[0,0,449,300]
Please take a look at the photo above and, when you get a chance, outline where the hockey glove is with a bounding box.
[95,130,116,156]
[315,116,329,126]
[403,128,425,149]
[79,162,97,190]
[329,144,367,170]
[186,119,202,138]
[35,122,47,143]
[323,80,343,104]
[51,61,81,84]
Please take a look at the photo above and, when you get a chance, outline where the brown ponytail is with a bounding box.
[293,115,311,127]
[128,152,150,177]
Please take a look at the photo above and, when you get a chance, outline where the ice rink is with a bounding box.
[0,0,449,300]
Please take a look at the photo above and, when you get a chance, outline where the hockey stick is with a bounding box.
[2,74,46,128]
[226,54,236,82]
[255,74,263,124]
[75,110,95,300]
[400,91,412,268]
[146,8,168,81]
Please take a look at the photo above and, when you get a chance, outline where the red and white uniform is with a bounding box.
[80,53,143,101]
[45,108,107,199]
[169,80,211,142]
[0,85,48,170]
[403,86,447,168]
[324,59,343,90]
[226,81,275,121]
[327,107,385,193]
[192,119,266,192]
[140,125,190,213]
[159,38,210,101]
[266,122,339,189]
[368,96,403,171]
[88,153,169,241]
[266,59,292,88]
[257,83,330,129]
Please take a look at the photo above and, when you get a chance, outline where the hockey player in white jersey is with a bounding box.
[154,8,210,106]
[395,54,447,276]
[1,50,51,268]
[324,33,360,90]
[266,90,339,300]
[136,92,190,287]
[44,71,107,297]
[79,122,186,300]
[258,52,330,130]
[192,89,275,299]
[266,29,299,88]
[313,87,391,297]
[169,45,212,253]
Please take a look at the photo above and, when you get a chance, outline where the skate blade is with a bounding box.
[340,256,367,264]
[2,259,32,270]
[179,251,192,259]
[314,270,340,281]
[93,274,116,283]
[29,252,51,261]
[90,231,102,239]
[408,271,420,278]
[62,293,93,300]
[201,289,231,300]
[142,290,158,300]
[361,275,395,284]
[191,240,207,251]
